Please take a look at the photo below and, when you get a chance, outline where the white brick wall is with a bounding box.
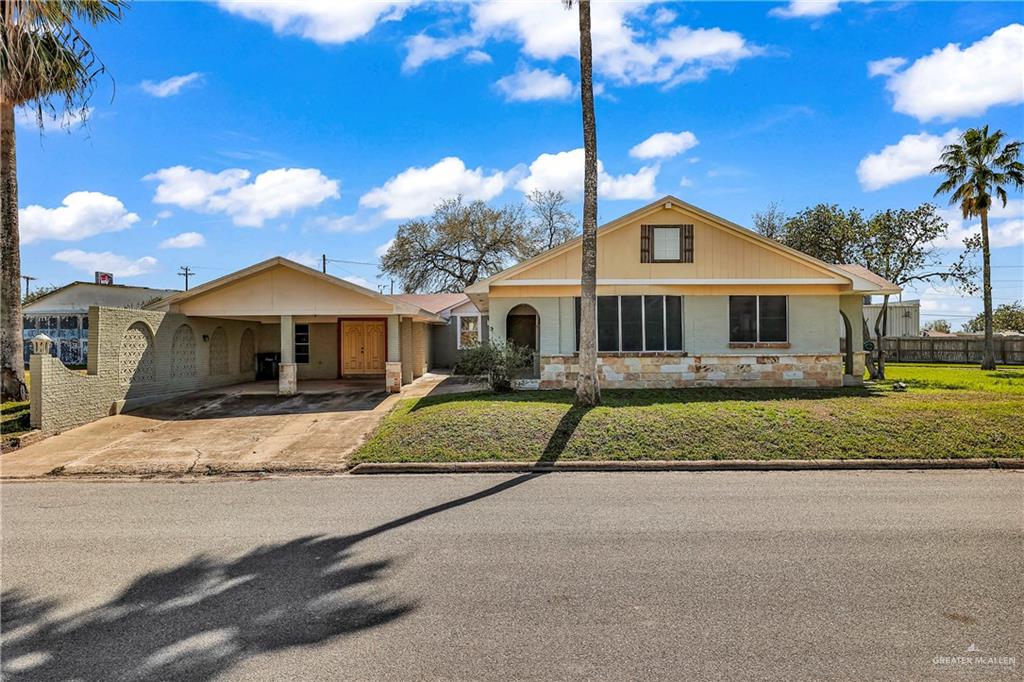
[30,306,260,434]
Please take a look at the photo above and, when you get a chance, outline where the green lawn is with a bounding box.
[1,400,31,441]
[354,363,1024,463]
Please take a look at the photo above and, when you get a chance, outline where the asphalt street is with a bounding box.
[2,471,1021,680]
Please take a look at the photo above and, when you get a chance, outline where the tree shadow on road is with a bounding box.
[1,474,541,681]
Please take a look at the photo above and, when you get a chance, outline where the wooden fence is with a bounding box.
[842,335,1024,365]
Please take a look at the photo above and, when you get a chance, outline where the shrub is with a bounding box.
[456,341,534,392]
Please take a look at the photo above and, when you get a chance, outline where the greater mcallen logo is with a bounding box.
[932,643,1017,671]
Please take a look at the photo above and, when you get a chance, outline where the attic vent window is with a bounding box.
[640,224,693,263]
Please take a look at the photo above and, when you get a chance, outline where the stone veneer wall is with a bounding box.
[538,353,844,389]
[30,306,259,435]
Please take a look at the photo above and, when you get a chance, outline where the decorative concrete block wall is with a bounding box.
[537,353,844,390]
[30,306,260,435]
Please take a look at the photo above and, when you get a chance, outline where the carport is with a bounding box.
[150,257,444,395]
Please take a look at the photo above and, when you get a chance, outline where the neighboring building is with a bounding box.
[466,195,900,388]
[394,293,489,368]
[23,281,178,366]
[863,299,920,337]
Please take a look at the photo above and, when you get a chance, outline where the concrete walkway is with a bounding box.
[1,373,482,478]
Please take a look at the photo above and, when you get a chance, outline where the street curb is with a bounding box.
[348,458,1024,474]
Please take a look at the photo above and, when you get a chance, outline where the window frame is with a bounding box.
[576,295,685,353]
[456,313,482,350]
[650,226,682,263]
[728,295,790,345]
[294,323,310,364]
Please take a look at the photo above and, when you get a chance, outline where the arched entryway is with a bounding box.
[507,304,539,379]
[506,304,539,351]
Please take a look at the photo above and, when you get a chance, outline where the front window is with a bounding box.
[652,226,680,261]
[576,295,684,352]
[458,315,480,349]
[729,296,788,343]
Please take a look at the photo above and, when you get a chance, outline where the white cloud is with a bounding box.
[465,49,492,65]
[20,192,139,244]
[600,165,659,200]
[15,106,91,130]
[652,7,677,25]
[342,275,374,289]
[141,72,202,98]
[156,210,173,219]
[404,33,480,72]
[679,176,694,188]
[359,157,510,220]
[145,166,339,227]
[217,0,421,45]
[494,65,573,102]
[53,250,157,278]
[932,202,1024,249]
[374,238,395,257]
[629,131,699,159]
[160,232,206,249]
[284,250,321,269]
[516,148,659,200]
[857,129,961,191]
[866,56,906,78]
[409,2,761,88]
[873,24,1024,122]
[769,1,841,19]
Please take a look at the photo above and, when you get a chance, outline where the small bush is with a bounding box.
[456,341,534,392]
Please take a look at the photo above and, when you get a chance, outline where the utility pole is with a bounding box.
[390,279,394,295]
[321,254,327,274]
[21,275,37,297]
[177,266,193,291]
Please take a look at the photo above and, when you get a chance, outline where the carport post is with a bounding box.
[279,314,297,395]
[385,315,402,393]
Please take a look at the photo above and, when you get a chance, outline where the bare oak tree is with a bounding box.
[379,196,532,293]
[526,189,578,253]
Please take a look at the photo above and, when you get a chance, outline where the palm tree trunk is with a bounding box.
[574,0,599,406]
[979,208,996,370]
[1,101,27,402]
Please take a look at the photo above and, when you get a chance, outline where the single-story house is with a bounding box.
[393,293,488,368]
[465,195,900,388]
[22,280,177,366]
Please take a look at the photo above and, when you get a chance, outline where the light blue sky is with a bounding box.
[16,1,1024,327]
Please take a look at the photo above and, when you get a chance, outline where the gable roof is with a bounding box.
[149,257,442,319]
[392,293,468,315]
[466,195,900,295]
[833,264,900,293]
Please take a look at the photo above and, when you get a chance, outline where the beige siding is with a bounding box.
[506,206,837,282]
[261,322,338,379]
[172,263,394,317]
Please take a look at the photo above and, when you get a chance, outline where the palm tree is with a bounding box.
[564,0,599,405]
[1,0,126,401]
[932,126,1024,370]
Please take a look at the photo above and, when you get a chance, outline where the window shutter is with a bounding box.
[640,225,651,263]
[682,224,694,263]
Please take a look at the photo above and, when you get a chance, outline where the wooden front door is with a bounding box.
[341,320,386,375]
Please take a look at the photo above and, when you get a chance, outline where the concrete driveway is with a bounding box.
[1,374,464,478]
